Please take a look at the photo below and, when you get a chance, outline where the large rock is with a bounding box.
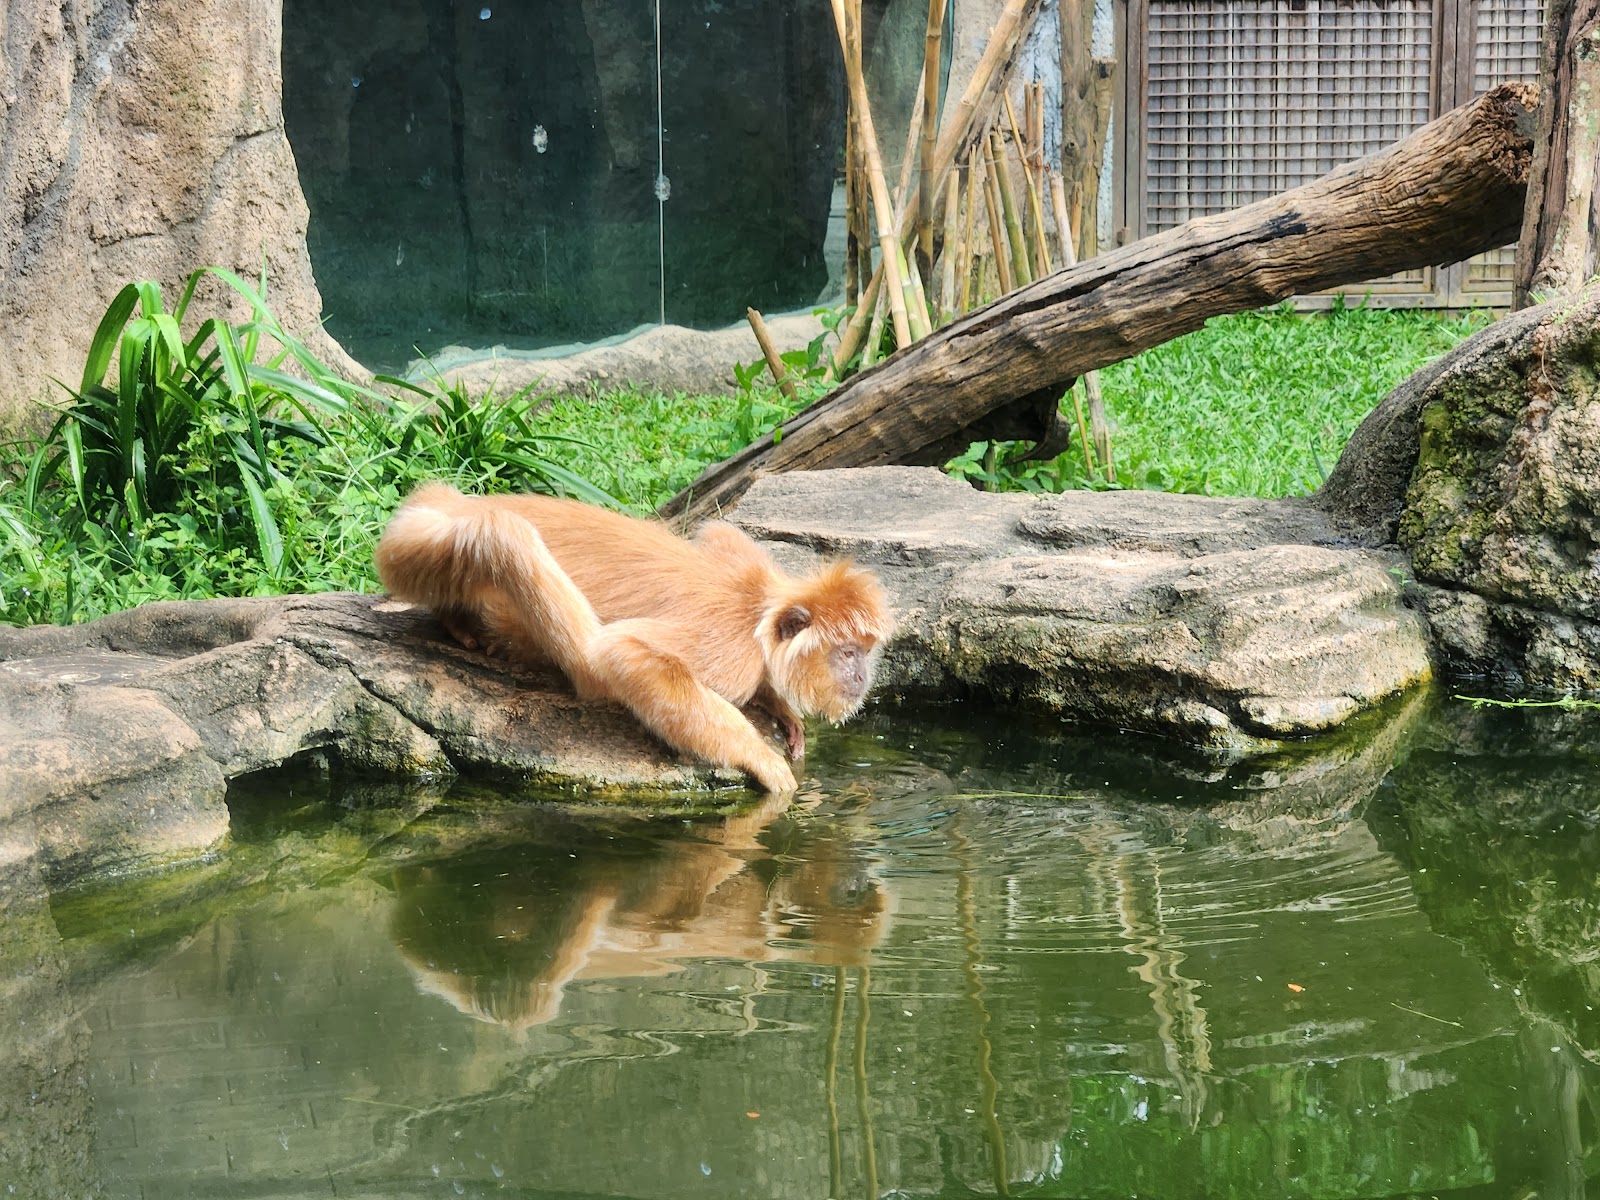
[1321,280,1600,688]
[0,0,357,429]
[0,593,753,880]
[0,468,1436,881]
[732,468,1432,748]
[426,312,828,401]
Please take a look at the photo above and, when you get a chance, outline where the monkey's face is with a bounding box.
[772,632,884,722]
[759,561,894,722]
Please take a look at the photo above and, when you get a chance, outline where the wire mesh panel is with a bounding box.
[1462,0,1544,295]
[1473,0,1543,89]
[1126,0,1544,306]
[1143,0,1435,220]
[1143,0,1436,293]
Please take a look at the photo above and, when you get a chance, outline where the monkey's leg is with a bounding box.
[588,621,798,793]
[378,493,608,699]
[466,511,611,700]
[750,687,807,760]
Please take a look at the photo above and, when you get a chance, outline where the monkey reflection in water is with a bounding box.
[389,799,892,1030]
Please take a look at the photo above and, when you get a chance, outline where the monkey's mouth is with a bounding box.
[818,686,870,724]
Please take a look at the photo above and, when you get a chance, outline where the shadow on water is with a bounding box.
[6,694,1600,1198]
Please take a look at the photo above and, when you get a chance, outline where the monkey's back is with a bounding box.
[500,493,773,629]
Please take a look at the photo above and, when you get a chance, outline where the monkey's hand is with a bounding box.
[749,747,799,794]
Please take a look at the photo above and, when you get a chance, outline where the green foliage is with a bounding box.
[1455,693,1600,712]
[0,269,618,626]
[0,288,1491,628]
[950,300,1489,497]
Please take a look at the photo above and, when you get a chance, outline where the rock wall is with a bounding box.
[0,0,347,429]
[1320,280,1600,690]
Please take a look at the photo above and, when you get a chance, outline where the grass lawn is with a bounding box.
[0,297,1488,625]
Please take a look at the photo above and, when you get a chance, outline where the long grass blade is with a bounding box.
[80,285,140,392]
[233,452,284,576]
[214,322,252,400]
[499,452,619,507]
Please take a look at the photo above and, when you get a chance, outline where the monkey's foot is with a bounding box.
[781,715,806,761]
[438,611,485,652]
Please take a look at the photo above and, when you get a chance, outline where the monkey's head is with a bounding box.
[759,561,894,722]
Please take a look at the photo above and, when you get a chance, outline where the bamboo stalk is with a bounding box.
[1049,170,1073,268]
[901,241,934,340]
[918,0,949,273]
[1032,83,1050,274]
[848,0,873,300]
[1004,91,1052,277]
[862,281,890,368]
[892,69,927,214]
[829,0,912,349]
[990,129,1032,287]
[829,263,884,380]
[980,138,1014,294]
[746,307,799,402]
[1084,372,1114,482]
[1013,90,1041,274]
[891,72,936,336]
[960,154,980,312]
[1050,184,1115,482]
[1069,385,1096,476]
[939,169,961,321]
[844,99,858,307]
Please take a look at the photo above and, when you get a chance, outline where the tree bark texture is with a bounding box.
[1513,0,1600,306]
[663,85,1538,525]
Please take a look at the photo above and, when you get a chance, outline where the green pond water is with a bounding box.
[6,694,1600,1199]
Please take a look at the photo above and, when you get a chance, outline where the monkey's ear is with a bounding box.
[775,605,812,641]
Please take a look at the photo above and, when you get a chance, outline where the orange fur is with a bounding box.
[375,483,894,792]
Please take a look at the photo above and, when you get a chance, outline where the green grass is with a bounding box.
[948,301,1489,496]
[0,285,1487,627]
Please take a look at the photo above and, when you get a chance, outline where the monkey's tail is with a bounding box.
[376,485,606,697]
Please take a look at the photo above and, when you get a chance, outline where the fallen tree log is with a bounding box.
[662,83,1538,525]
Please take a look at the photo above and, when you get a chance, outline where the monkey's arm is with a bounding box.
[589,620,798,794]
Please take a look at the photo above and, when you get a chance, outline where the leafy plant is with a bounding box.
[1,270,621,625]
[25,268,362,576]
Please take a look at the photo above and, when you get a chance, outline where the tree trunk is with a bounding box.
[1513,0,1600,306]
[663,85,1538,525]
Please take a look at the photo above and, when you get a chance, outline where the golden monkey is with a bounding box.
[374,483,894,792]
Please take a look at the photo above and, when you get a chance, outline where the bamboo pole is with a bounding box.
[830,0,912,349]
[746,308,799,402]
[901,241,934,340]
[1015,90,1041,274]
[1049,170,1073,267]
[939,169,961,321]
[980,138,1014,294]
[848,0,873,301]
[1032,82,1051,273]
[990,129,1032,287]
[828,263,884,380]
[891,73,936,337]
[1051,176,1114,481]
[1005,90,1052,277]
[862,280,890,368]
[918,0,949,274]
[960,156,981,312]
[844,110,859,306]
